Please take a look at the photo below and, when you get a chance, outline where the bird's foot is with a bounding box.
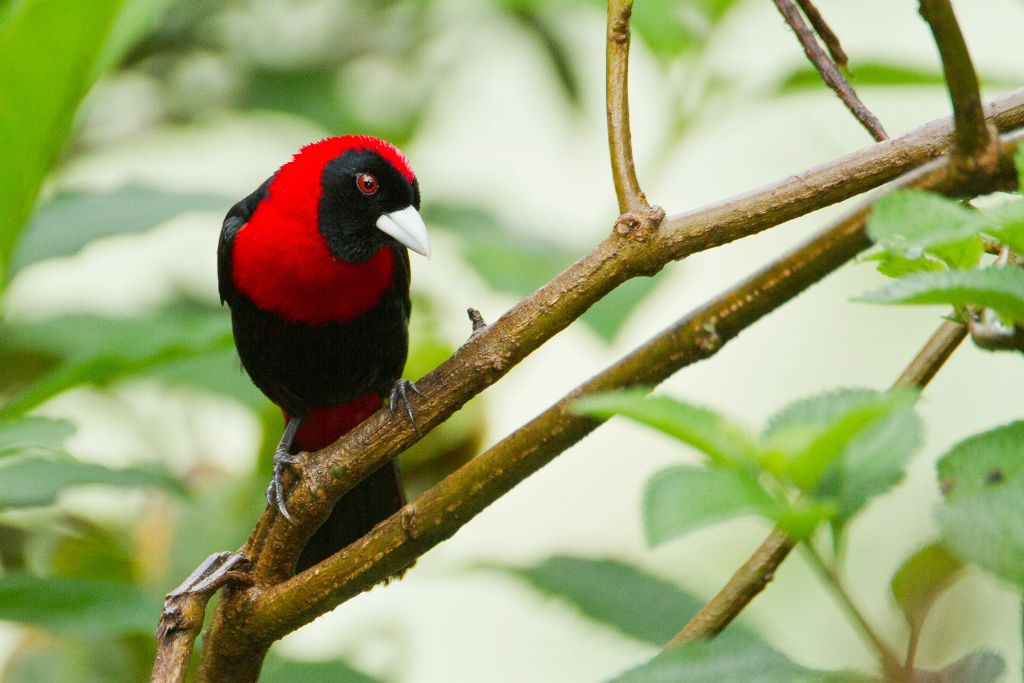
[157,550,252,640]
[389,379,424,435]
[266,445,300,523]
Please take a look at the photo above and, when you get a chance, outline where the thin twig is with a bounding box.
[667,299,976,651]
[606,0,647,212]
[794,0,848,68]
[803,543,904,678]
[773,0,888,142]
[192,96,1024,680]
[919,0,993,159]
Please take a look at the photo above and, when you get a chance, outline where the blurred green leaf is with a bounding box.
[0,304,233,417]
[915,651,1005,683]
[500,556,702,645]
[0,574,161,636]
[0,455,183,508]
[509,6,581,107]
[981,200,1024,255]
[261,656,382,683]
[643,465,778,546]
[10,186,228,277]
[608,629,860,683]
[575,390,759,467]
[425,203,660,341]
[776,60,1020,94]
[860,249,946,279]
[867,191,987,270]
[0,416,74,458]
[857,268,1024,324]
[936,422,1024,588]
[630,0,699,61]
[0,0,127,284]
[890,542,963,629]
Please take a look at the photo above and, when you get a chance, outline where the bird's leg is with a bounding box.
[157,550,251,640]
[389,380,423,435]
[266,415,303,523]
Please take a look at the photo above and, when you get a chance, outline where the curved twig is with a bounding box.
[606,0,646,212]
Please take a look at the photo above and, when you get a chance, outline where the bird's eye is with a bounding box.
[356,173,379,195]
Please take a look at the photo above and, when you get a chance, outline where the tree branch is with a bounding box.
[192,94,1024,680]
[667,314,972,649]
[606,0,646,212]
[772,0,888,141]
[243,134,1022,648]
[794,0,848,69]
[919,0,993,159]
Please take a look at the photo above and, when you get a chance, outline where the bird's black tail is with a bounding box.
[295,460,407,573]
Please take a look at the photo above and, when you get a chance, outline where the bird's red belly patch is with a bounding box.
[287,393,382,452]
[231,215,395,325]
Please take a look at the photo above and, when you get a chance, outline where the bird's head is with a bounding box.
[275,135,430,263]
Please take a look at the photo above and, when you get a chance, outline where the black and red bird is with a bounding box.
[217,135,429,571]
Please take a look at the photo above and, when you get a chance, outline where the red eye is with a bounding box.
[356,173,378,195]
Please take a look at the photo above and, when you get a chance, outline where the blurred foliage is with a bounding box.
[1,0,1023,681]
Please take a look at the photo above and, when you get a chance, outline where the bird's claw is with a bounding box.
[389,379,423,435]
[266,447,300,523]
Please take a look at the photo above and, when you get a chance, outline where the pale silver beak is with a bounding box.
[376,206,431,258]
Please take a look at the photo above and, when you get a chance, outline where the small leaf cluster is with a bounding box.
[858,148,1024,330]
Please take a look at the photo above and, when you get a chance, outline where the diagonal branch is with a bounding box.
[606,0,646,212]
[193,92,1024,680]
[773,0,888,142]
[919,0,992,159]
[243,134,1021,647]
[667,318,970,648]
[794,0,848,68]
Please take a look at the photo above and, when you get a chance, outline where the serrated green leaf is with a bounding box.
[861,249,946,278]
[915,651,1004,683]
[500,556,702,645]
[608,629,858,683]
[936,422,1024,587]
[890,542,964,628]
[0,0,128,285]
[261,656,383,683]
[0,575,161,636]
[10,187,228,277]
[574,390,759,467]
[0,455,184,508]
[857,268,1024,324]
[643,465,778,546]
[867,191,987,269]
[0,416,74,458]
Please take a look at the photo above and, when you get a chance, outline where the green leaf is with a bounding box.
[574,390,759,467]
[261,657,383,683]
[860,249,946,278]
[936,422,1024,588]
[915,651,1005,683]
[0,0,128,284]
[10,186,228,277]
[500,556,702,645]
[867,191,987,269]
[775,60,1019,93]
[1016,147,1024,193]
[608,629,858,683]
[0,575,162,636]
[0,455,184,508]
[857,268,1024,324]
[981,200,1024,255]
[890,542,964,629]
[630,0,699,61]
[0,304,234,417]
[0,416,74,458]
[643,465,778,546]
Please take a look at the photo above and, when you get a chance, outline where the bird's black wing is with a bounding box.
[217,176,273,304]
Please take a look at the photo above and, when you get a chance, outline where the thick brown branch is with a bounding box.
[794,0,848,68]
[244,134,1022,645]
[667,314,973,648]
[919,0,992,158]
[194,92,1024,680]
[606,0,646,212]
[773,0,887,142]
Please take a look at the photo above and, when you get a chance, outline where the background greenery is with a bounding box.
[0,0,1022,680]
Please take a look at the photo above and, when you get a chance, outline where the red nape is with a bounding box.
[286,393,382,452]
[231,136,412,325]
